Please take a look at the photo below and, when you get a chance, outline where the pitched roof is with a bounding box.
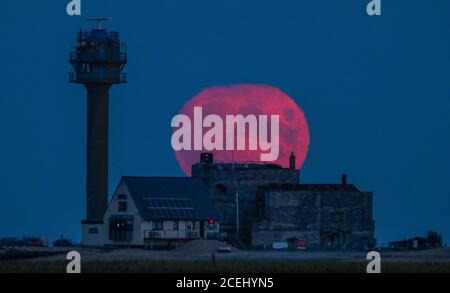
[122,177,218,221]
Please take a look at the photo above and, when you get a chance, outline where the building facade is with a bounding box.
[251,183,375,249]
[192,153,375,249]
[82,177,220,248]
[81,154,375,250]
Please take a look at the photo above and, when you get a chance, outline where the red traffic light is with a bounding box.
[209,219,215,225]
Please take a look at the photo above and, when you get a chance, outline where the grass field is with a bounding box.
[1,246,450,273]
[1,259,450,273]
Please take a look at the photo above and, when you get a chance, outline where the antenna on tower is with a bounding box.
[86,17,112,30]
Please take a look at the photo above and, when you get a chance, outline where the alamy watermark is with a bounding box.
[64,250,380,274]
[367,0,382,16]
[366,251,381,273]
[66,0,81,16]
[66,1,382,17]
[66,251,81,274]
[171,107,280,162]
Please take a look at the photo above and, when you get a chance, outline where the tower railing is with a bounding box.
[69,72,127,84]
[70,51,127,63]
[77,30,120,41]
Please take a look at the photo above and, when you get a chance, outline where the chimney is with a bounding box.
[341,174,347,186]
[289,152,296,169]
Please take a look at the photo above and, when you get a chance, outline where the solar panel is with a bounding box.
[179,199,186,208]
[142,197,196,220]
[147,209,156,218]
[173,200,180,208]
[176,210,182,218]
[168,200,174,208]
[161,199,168,207]
[168,209,176,218]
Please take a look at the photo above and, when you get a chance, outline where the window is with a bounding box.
[89,227,99,234]
[117,194,127,200]
[118,201,127,212]
[152,221,163,231]
[109,216,133,241]
[186,221,194,230]
[173,221,179,231]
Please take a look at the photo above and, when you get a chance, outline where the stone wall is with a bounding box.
[192,164,299,243]
[251,189,375,249]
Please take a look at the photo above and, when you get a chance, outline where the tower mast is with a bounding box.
[69,18,127,223]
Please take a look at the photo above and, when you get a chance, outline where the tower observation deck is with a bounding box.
[69,18,127,222]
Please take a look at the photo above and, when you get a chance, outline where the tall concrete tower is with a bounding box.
[69,19,127,224]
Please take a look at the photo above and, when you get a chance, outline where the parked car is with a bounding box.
[53,238,75,247]
[0,237,25,248]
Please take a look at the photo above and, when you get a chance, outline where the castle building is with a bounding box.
[252,182,375,249]
[192,153,375,249]
[81,153,375,250]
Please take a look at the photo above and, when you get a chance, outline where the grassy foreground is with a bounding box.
[1,260,450,273]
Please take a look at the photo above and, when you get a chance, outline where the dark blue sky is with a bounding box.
[0,0,449,245]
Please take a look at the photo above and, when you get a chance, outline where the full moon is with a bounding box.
[174,84,310,176]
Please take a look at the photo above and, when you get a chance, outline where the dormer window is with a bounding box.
[118,194,127,200]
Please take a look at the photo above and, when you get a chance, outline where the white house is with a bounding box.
[81,177,220,248]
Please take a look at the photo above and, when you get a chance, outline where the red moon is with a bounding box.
[174,84,310,176]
